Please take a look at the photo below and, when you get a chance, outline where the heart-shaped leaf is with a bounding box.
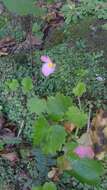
[69,158,103,184]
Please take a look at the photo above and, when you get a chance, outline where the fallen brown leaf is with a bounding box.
[0,37,15,56]
[90,109,107,160]
[0,51,8,56]
[78,132,93,146]
[64,122,75,133]
[48,167,59,181]
[1,152,18,162]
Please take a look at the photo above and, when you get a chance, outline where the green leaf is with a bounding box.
[43,182,57,190]
[66,106,87,128]
[21,77,33,93]
[33,116,49,146]
[3,0,47,16]
[73,82,86,97]
[46,0,55,3]
[27,96,47,115]
[32,187,42,190]
[6,79,19,91]
[32,182,57,190]
[32,23,41,33]
[65,142,78,151]
[102,23,107,30]
[43,125,66,154]
[32,6,47,17]
[47,93,72,121]
[33,117,66,154]
[69,158,103,185]
[3,0,35,15]
[32,23,43,39]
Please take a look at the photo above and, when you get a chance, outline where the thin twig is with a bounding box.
[87,104,92,132]
[17,120,24,137]
[29,31,33,65]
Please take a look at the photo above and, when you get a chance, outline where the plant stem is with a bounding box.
[75,127,79,138]
[75,96,82,137]
[77,96,82,110]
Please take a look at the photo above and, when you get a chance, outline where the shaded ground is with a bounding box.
[1,2,107,189]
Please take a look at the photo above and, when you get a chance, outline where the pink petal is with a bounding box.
[74,145,94,159]
[40,55,52,63]
[41,63,55,77]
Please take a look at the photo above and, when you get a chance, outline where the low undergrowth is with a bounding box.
[0,0,107,190]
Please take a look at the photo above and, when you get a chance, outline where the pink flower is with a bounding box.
[41,55,52,63]
[41,55,56,77]
[74,145,94,159]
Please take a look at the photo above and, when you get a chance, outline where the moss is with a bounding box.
[66,16,96,40]
[44,27,65,49]
[65,16,107,62]
[43,16,96,49]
